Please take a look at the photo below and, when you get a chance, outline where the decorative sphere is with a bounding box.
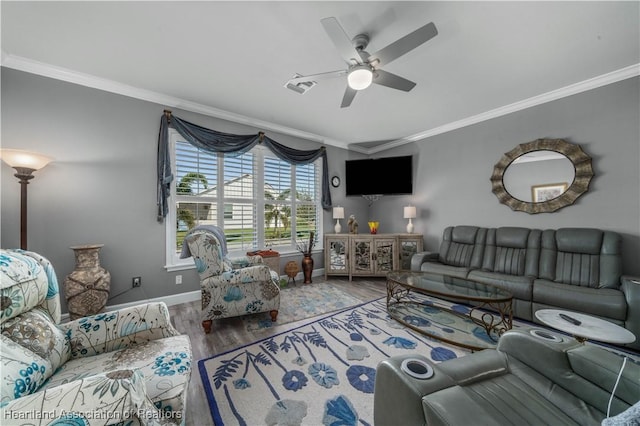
[285,261,300,278]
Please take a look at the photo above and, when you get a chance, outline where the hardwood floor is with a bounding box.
[168,277,388,426]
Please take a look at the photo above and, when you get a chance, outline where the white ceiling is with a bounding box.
[2,1,639,153]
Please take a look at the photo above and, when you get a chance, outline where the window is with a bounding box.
[223,204,234,219]
[166,130,322,269]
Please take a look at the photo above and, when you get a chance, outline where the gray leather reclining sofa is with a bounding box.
[411,226,639,350]
[374,328,639,425]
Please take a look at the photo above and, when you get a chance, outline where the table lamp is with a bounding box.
[333,206,345,233]
[404,206,417,234]
[1,149,53,249]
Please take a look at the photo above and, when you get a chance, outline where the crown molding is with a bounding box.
[2,52,637,156]
[366,63,640,154]
[0,52,351,151]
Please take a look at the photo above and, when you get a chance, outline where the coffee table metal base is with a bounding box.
[387,280,513,351]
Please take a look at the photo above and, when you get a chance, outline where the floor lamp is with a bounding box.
[1,149,53,250]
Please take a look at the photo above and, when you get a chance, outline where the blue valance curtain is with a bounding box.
[157,111,332,222]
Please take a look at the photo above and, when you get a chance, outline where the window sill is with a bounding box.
[164,248,323,272]
[164,262,196,272]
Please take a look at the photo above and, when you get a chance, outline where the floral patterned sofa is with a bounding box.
[0,249,192,425]
[182,227,280,333]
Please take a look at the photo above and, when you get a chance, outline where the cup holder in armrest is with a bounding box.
[401,358,434,380]
[530,328,564,343]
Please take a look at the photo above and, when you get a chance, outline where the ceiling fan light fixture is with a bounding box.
[347,65,373,90]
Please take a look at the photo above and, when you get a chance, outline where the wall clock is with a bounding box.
[331,176,341,188]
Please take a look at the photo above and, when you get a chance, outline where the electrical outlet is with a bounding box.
[132,277,141,288]
[175,275,182,285]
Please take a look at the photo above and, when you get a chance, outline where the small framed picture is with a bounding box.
[531,182,568,202]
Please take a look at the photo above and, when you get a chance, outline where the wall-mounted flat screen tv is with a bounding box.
[345,155,413,196]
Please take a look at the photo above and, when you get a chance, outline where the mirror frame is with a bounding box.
[490,138,594,214]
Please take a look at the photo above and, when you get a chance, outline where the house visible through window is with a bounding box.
[166,130,322,269]
[223,204,234,219]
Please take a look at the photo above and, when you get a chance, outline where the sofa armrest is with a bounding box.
[59,302,180,359]
[621,275,640,349]
[410,251,439,271]
[374,351,509,426]
[621,275,640,289]
[0,369,170,426]
[434,349,509,385]
[374,354,453,426]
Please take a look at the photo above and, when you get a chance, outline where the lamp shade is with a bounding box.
[404,206,417,219]
[333,206,345,219]
[0,149,53,171]
[347,66,373,90]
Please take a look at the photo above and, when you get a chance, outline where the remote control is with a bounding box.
[559,313,581,326]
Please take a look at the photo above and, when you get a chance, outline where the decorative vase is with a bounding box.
[64,244,111,320]
[301,255,314,284]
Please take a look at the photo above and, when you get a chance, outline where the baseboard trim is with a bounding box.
[60,268,325,322]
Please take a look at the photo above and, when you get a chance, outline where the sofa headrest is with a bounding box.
[495,227,531,248]
[556,228,604,254]
[450,226,480,244]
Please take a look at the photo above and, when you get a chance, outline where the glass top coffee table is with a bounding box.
[386,271,514,350]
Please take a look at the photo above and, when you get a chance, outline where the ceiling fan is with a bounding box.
[285,17,438,108]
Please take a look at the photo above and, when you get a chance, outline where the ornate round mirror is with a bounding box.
[490,139,594,214]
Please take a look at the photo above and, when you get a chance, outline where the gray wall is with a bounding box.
[372,76,640,276]
[0,68,366,312]
[3,69,638,317]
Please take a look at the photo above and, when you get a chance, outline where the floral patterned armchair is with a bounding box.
[183,228,280,333]
[0,249,192,425]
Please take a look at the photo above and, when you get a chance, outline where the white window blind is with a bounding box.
[264,156,292,247]
[167,132,322,269]
[222,152,256,251]
[295,162,319,245]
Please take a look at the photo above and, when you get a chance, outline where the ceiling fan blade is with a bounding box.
[287,70,347,85]
[341,86,357,108]
[372,70,416,92]
[368,22,437,67]
[321,17,364,65]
